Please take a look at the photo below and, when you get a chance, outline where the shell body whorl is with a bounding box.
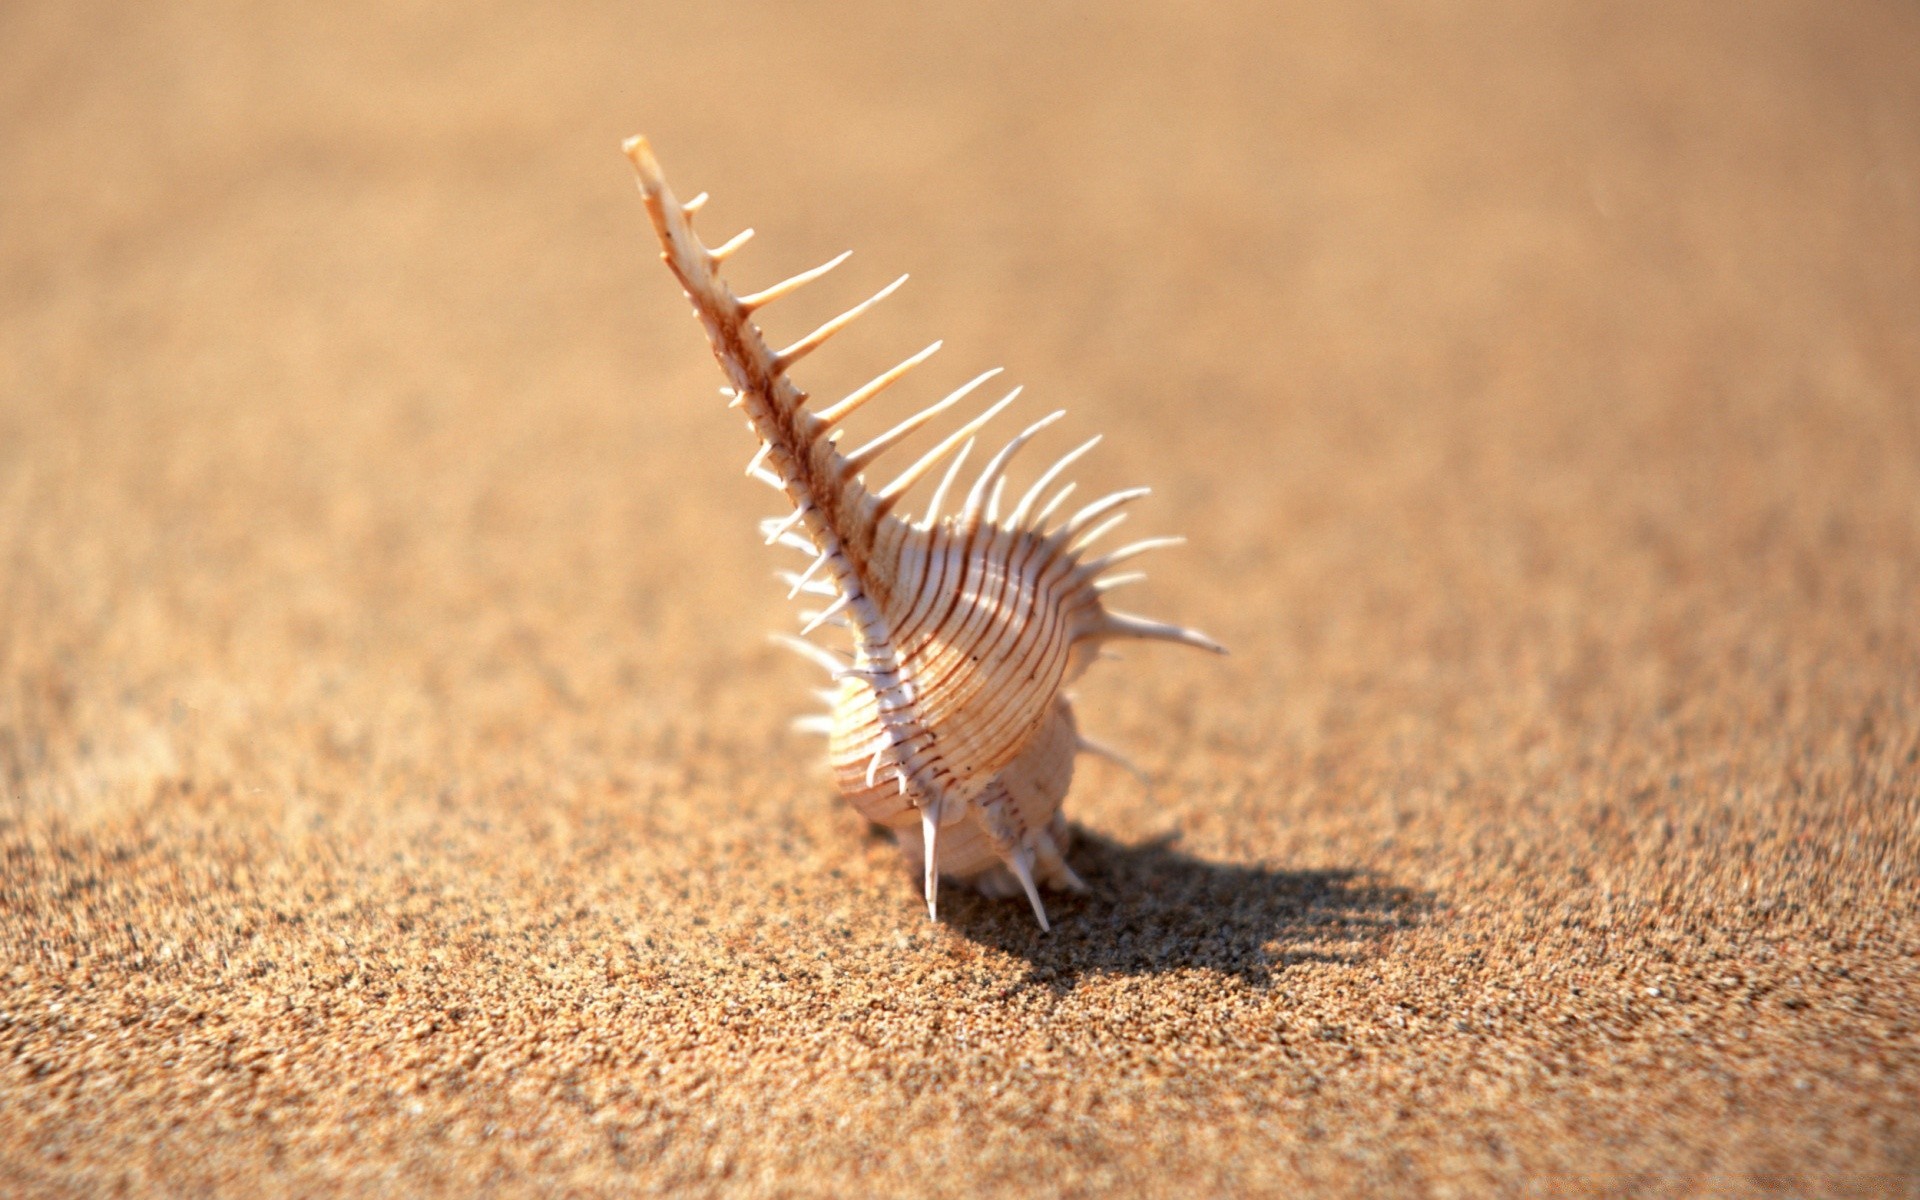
[626,136,1223,929]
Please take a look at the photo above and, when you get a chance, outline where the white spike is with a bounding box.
[774,274,907,367]
[736,250,851,312]
[864,734,892,787]
[1067,512,1129,555]
[1093,571,1148,593]
[749,466,786,491]
[1076,734,1151,785]
[770,633,846,675]
[771,531,816,555]
[815,341,942,428]
[744,440,774,477]
[1080,536,1186,575]
[1034,482,1077,530]
[1061,487,1151,540]
[1010,436,1100,528]
[682,191,709,215]
[1087,610,1227,655]
[786,550,833,599]
[791,714,833,736]
[922,805,941,921]
[709,227,754,260]
[1033,831,1090,894]
[876,387,1023,510]
[1007,848,1051,932]
[763,506,810,545]
[919,438,975,530]
[844,369,1003,471]
[800,593,853,635]
[777,569,838,597]
[961,411,1066,523]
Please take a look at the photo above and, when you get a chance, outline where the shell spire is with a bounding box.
[625,136,1222,929]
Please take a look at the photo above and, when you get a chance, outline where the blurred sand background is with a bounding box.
[3,0,1918,1194]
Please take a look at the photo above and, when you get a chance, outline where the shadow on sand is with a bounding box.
[939,828,1433,991]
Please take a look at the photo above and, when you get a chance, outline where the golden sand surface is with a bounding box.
[3,0,1917,1194]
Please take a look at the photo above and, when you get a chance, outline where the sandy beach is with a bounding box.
[3,0,1917,1194]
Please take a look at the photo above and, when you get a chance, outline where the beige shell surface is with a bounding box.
[625,136,1222,929]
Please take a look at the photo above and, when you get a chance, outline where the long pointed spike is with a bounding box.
[774,274,908,368]
[1076,734,1152,785]
[1010,436,1101,528]
[799,593,854,635]
[1008,849,1051,932]
[763,506,810,545]
[1061,487,1151,540]
[776,569,837,597]
[749,466,786,491]
[1033,830,1090,894]
[1066,512,1130,555]
[987,476,1007,523]
[1081,536,1186,574]
[815,341,942,428]
[737,250,852,312]
[786,549,833,599]
[1088,610,1228,655]
[920,438,975,529]
[961,409,1064,523]
[682,191,709,215]
[922,807,941,921]
[875,388,1023,511]
[744,440,774,477]
[791,714,833,736]
[709,227,754,261]
[844,368,1003,471]
[769,632,847,675]
[1034,481,1077,530]
[1093,570,1148,594]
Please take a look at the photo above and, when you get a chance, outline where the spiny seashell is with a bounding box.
[625,137,1223,929]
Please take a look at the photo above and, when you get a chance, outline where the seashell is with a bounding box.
[624,137,1223,929]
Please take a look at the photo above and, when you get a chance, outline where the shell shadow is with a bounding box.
[942,828,1433,991]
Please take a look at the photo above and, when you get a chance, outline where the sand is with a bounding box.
[3,0,1918,1195]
